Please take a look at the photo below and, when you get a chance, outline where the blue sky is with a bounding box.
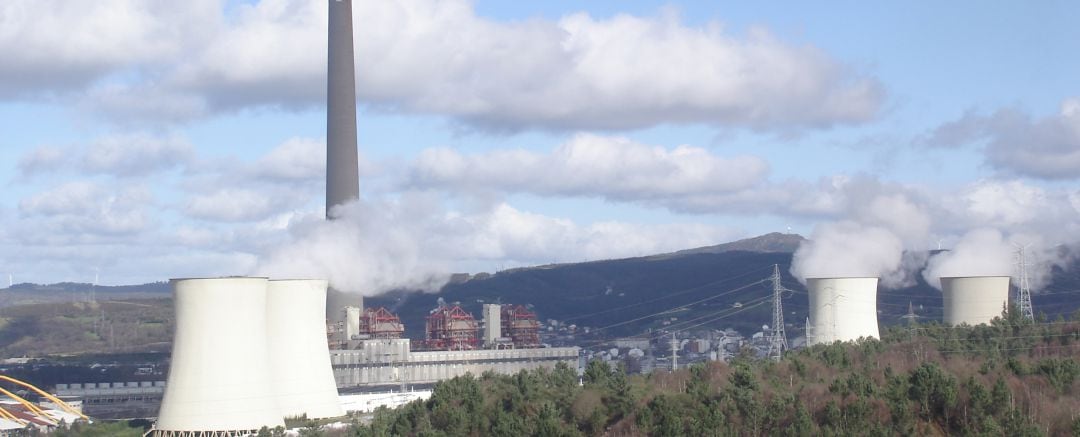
[1,0,1078,291]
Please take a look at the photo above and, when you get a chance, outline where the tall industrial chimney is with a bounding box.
[325,0,363,337]
[326,0,359,218]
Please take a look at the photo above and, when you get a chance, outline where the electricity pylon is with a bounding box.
[766,265,789,361]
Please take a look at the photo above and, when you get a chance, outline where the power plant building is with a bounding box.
[806,277,880,346]
[940,276,1010,326]
[330,341,579,389]
[331,303,577,390]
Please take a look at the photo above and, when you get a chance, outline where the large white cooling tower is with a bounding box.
[807,277,880,346]
[266,279,344,419]
[155,277,285,435]
[941,276,1010,326]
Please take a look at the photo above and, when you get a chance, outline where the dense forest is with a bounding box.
[353,308,1079,436]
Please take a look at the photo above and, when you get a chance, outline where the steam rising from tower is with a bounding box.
[326,0,359,218]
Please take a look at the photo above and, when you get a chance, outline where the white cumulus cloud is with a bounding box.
[37,0,885,131]
[409,133,769,201]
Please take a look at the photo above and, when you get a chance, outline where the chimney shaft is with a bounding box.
[326,0,359,218]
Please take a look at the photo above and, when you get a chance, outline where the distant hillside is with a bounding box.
[4,233,1080,356]
[370,233,1080,341]
[652,232,805,258]
[5,281,170,294]
[1,282,169,309]
[0,299,173,357]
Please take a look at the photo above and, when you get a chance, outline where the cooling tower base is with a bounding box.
[150,429,265,437]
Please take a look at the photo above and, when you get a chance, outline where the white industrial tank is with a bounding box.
[806,277,880,346]
[266,279,345,419]
[941,276,1010,326]
[154,277,285,435]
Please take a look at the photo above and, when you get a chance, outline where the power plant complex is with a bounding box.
[147,1,576,434]
[136,0,1032,434]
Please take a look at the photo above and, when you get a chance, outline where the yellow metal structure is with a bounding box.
[0,375,88,420]
[0,386,56,424]
[0,405,25,424]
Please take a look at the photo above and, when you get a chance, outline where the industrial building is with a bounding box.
[423,303,480,350]
[331,339,578,389]
[0,375,86,435]
[330,302,578,390]
[806,277,880,346]
[941,276,1010,326]
[54,382,162,419]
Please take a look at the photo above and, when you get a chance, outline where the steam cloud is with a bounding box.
[790,221,905,285]
[253,198,734,296]
[923,228,1068,291]
[790,188,935,288]
[254,199,452,296]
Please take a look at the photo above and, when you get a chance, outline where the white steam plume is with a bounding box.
[790,189,933,288]
[254,198,451,296]
[923,228,1067,291]
[790,221,905,285]
[253,198,734,296]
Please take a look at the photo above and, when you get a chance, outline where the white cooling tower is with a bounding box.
[155,277,285,435]
[941,276,1010,326]
[807,277,880,346]
[266,279,345,419]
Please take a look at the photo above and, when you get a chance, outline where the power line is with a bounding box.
[586,280,766,334]
[560,264,776,323]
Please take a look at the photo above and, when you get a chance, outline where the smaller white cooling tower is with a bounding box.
[266,279,344,419]
[807,277,880,346]
[941,276,1010,326]
[155,277,285,435]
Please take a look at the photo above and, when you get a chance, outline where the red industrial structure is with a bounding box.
[501,305,541,348]
[358,307,405,339]
[424,304,480,350]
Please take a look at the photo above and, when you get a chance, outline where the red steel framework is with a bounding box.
[358,307,405,339]
[501,304,541,348]
[424,304,479,350]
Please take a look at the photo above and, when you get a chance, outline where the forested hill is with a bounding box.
[354,315,1080,436]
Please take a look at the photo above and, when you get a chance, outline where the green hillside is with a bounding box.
[0,299,172,358]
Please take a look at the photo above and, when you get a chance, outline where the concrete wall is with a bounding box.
[331,339,578,388]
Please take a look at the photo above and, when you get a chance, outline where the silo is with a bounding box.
[483,304,501,347]
[806,277,879,346]
[941,276,1010,326]
[266,279,344,419]
[154,277,284,435]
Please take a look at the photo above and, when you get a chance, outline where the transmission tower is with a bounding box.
[671,331,678,372]
[900,301,920,324]
[1014,245,1034,322]
[766,265,789,361]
